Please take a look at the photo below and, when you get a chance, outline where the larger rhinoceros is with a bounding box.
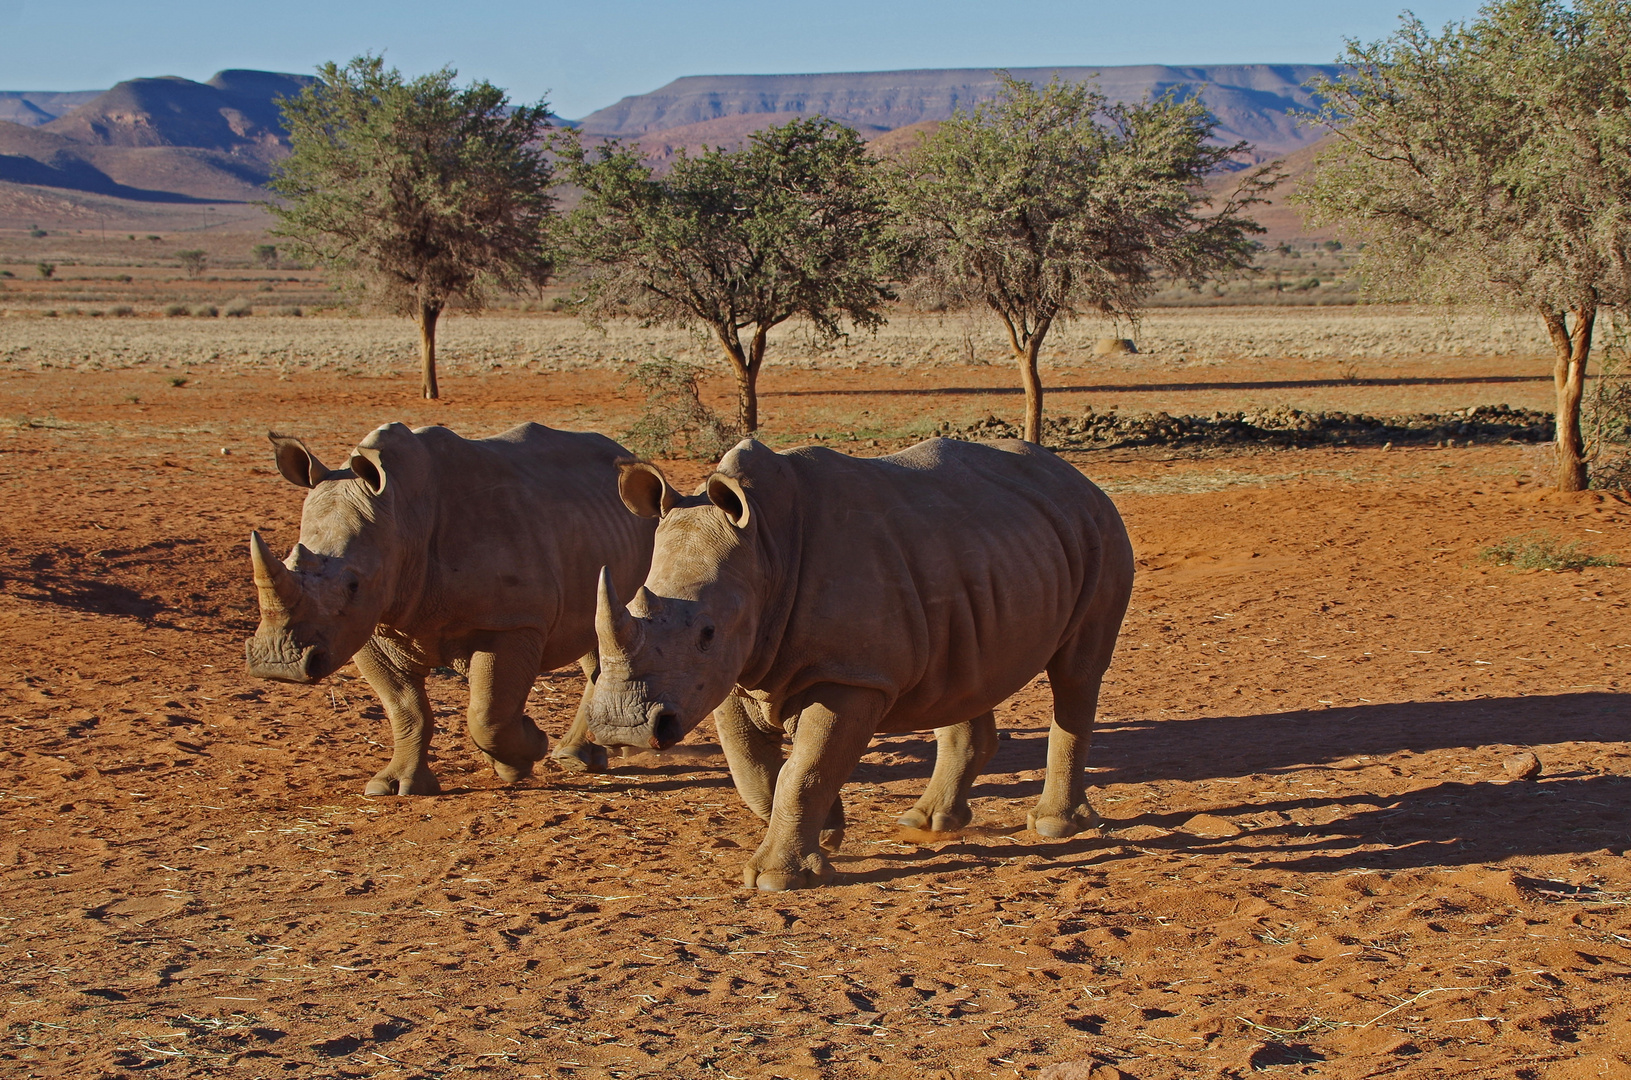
[245,421,655,795]
[585,436,1134,891]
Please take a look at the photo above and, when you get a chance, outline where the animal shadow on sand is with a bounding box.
[955,692,1629,875]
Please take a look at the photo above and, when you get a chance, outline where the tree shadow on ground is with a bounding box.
[978,692,1627,788]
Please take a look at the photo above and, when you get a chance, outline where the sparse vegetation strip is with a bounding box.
[948,402,1554,450]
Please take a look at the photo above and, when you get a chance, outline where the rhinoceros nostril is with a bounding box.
[652,709,681,750]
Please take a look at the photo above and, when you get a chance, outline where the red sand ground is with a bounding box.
[0,359,1627,1080]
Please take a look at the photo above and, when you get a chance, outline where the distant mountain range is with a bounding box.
[0,70,315,203]
[0,64,1337,214]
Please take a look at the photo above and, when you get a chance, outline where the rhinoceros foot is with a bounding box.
[897,805,973,833]
[477,749,535,784]
[1027,804,1102,839]
[364,763,442,797]
[549,741,609,774]
[744,851,835,892]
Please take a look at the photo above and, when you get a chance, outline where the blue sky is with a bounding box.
[1,0,1488,119]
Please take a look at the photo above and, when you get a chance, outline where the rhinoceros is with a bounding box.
[245,421,655,795]
[585,437,1134,890]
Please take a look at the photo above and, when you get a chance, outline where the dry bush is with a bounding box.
[1479,531,1617,572]
[619,359,738,460]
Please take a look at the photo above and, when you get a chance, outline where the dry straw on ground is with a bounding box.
[0,306,1552,375]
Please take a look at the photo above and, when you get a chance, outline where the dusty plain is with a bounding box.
[0,309,1628,1080]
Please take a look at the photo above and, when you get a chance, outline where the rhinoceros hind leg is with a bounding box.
[466,630,549,784]
[899,711,998,832]
[1028,624,1119,838]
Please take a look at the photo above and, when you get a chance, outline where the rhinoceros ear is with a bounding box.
[348,448,385,495]
[268,433,330,488]
[705,473,750,528]
[618,461,679,518]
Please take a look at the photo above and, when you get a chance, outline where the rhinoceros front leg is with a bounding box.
[550,652,609,774]
[466,629,550,784]
[743,685,883,892]
[353,638,441,797]
[716,693,845,851]
[899,710,999,832]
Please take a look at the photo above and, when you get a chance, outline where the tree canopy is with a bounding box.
[557,117,901,433]
[1296,0,1631,490]
[888,73,1274,442]
[268,55,555,399]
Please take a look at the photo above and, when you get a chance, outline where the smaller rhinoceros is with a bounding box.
[245,421,655,795]
[587,437,1134,890]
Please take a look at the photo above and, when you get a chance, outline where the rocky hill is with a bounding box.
[0,70,314,203]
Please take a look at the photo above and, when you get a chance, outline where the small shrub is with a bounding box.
[146,235,161,242]
[109,305,134,317]
[28,227,46,238]
[168,376,189,388]
[64,306,81,316]
[88,309,104,317]
[163,303,188,317]
[273,305,303,317]
[191,304,219,318]
[36,262,54,279]
[251,243,278,268]
[42,309,56,317]
[224,298,253,318]
[1480,531,1617,571]
[176,249,207,278]
[620,359,738,461]
[114,273,133,283]
[0,270,13,278]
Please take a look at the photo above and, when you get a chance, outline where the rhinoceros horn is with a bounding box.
[250,530,303,614]
[596,566,642,656]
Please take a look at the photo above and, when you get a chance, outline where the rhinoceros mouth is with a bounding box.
[652,709,682,750]
[245,640,330,684]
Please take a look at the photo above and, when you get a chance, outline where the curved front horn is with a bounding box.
[595,567,641,656]
[249,531,303,613]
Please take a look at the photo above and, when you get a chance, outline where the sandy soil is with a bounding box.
[0,358,1627,1080]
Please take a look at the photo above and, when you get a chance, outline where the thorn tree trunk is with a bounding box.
[417,300,443,400]
[998,309,1053,444]
[717,324,767,435]
[1542,305,1595,492]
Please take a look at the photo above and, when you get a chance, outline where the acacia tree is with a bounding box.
[1296,0,1631,490]
[558,117,900,433]
[268,56,554,399]
[888,74,1273,443]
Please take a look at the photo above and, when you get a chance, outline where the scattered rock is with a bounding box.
[1178,813,1243,837]
[1503,751,1543,781]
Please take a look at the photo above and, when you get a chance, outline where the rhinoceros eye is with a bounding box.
[698,625,715,652]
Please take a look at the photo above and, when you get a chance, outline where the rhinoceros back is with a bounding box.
[399,422,654,669]
[748,436,1129,728]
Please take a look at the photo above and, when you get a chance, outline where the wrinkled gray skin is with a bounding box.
[245,421,655,795]
[588,436,1134,891]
